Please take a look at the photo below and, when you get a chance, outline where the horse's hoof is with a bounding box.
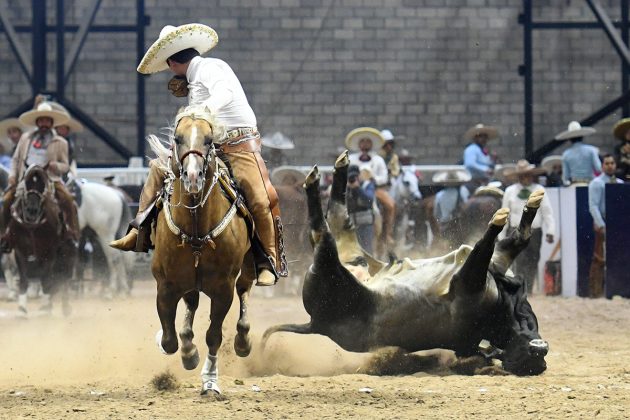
[234,335,252,357]
[200,381,223,399]
[526,189,545,209]
[181,346,200,370]
[334,150,349,168]
[489,207,510,226]
[303,165,320,188]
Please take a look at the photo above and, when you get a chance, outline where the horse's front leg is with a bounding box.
[155,280,181,355]
[179,290,200,370]
[15,253,29,314]
[201,283,234,396]
[38,257,58,314]
[234,261,255,357]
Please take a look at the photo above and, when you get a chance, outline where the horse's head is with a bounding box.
[392,169,421,202]
[172,107,226,194]
[18,165,50,225]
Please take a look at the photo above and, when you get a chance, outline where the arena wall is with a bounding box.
[0,0,625,165]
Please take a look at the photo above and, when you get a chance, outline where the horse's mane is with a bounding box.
[147,105,227,171]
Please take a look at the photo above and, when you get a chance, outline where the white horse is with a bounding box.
[68,178,134,297]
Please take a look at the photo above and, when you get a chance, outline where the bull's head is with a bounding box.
[487,275,548,376]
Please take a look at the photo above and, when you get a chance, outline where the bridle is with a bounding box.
[161,119,239,269]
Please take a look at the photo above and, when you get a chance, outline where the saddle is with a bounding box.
[132,161,255,253]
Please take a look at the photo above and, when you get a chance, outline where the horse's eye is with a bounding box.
[204,137,213,146]
[174,136,182,144]
[403,181,410,186]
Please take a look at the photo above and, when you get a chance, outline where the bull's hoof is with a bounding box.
[526,189,545,209]
[334,150,350,168]
[303,165,320,188]
[489,207,510,226]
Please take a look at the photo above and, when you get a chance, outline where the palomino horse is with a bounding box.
[8,165,75,314]
[147,106,255,396]
[67,178,134,297]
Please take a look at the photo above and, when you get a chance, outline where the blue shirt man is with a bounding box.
[462,123,497,183]
[555,121,600,184]
[588,155,623,229]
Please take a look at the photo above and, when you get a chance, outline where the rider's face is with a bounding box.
[167,59,187,76]
[35,117,53,133]
[56,125,70,137]
[359,138,373,153]
[7,127,22,143]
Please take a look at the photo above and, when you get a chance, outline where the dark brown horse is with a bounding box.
[8,165,74,315]
[147,106,254,396]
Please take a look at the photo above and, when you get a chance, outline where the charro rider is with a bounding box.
[110,23,287,286]
[346,127,396,251]
[556,121,600,185]
[0,101,80,252]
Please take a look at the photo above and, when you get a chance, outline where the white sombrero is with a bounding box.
[0,118,27,135]
[344,127,384,151]
[262,132,295,150]
[19,102,69,127]
[554,121,596,140]
[541,155,562,173]
[473,184,504,198]
[432,169,472,185]
[270,166,306,186]
[137,23,219,74]
[503,159,546,177]
[464,123,499,140]
[48,102,84,133]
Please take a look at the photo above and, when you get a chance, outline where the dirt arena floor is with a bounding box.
[1,277,629,420]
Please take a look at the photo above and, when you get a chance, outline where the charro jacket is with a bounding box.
[9,129,69,184]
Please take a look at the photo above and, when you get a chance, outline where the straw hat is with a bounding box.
[612,117,630,140]
[0,118,27,135]
[261,132,295,150]
[344,127,384,151]
[464,123,499,140]
[19,102,69,127]
[493,163,517,184]
[554,121,596,140]
[270,166,306,186]
[48,102,84,133]
[137,23,219,74]
[540,155,562,174]
[432,169,472,186]
[473,184,504,198]
[504,159,546,177]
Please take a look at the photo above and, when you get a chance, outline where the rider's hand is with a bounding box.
[47,161,57,171]
[545,234,554,243]
[168,76,189,97]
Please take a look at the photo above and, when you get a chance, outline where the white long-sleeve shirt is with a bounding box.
[348,151,389,187]
[186,56,257,131]
[500,182,555,238]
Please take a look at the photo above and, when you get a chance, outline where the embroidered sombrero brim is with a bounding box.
[464,125,498,140]
[137,23,218,74]
[19,106,69,127]
[541,155,562,173]
[613,117,630,140]
[0,118,27,135]
[271,167,306,186]
[432,169,472,185]
[57,117,83,133]
[554,126,596,140]
[344,127,384,151]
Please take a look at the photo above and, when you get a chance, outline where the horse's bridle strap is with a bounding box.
[179,149,206,163]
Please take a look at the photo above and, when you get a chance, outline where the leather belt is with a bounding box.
[218,137,261,154]
[226,126,258,140]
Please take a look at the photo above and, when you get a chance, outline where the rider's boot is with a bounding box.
[109,162,164,252]
[110,228,138,251]
[1,187,16,253]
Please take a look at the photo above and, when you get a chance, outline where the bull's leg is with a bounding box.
[155,281,180,355]
[492,190,545,275]
[304,165,327,242]
[452,207,510,295]
[201,284,234,396]
[179,290,200,370]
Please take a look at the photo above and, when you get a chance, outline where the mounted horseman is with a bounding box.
[111,23,288,287]
[1,101,80,253]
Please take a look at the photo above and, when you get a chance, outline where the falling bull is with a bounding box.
[263,152,549,376]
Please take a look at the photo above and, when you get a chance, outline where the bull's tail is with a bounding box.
[260,322,313,350]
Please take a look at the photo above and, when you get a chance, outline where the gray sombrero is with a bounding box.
[271,166,306,186]
[432,169,472,186]
[137,23,219,74]
[554,121,596,140]
[464,123,499,140]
